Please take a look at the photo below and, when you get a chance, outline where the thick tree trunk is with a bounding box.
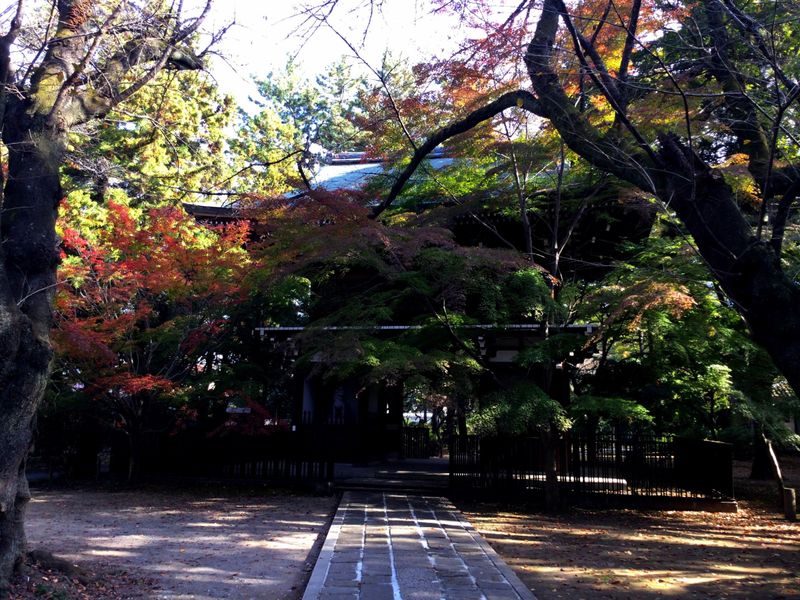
[656,137,800,397]
[0,306,54,591]
[523,0,800,397]
[0,461,31,587]
[0,111,62,588]
[0,0,209,587]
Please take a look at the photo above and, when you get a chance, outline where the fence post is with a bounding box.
[784,487,797,521]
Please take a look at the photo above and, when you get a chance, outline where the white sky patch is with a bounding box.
[200,1,464,108]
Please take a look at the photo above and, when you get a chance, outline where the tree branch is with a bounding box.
[48,1,127,122]
[705,0,775,187]
[553,0,658,164]
[0,0,23,85]
[371,90,543,218]
[770,179,800,255]
[720,0,796,92]
[525,0,657,193]
[616,0,641,115]
[0,0,23,209]
[570,16,621,103]
[80,2,211,122]
[579,0,613,112]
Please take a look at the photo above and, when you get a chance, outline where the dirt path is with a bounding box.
[15,487,337,600]
[11,456,800,599]
[463,501,799,599]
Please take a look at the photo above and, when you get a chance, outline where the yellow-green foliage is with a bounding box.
[715,154,761,209]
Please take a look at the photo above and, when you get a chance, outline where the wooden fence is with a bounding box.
[450,433,734,502]
[147,432,334,486]
[401,427,431,459]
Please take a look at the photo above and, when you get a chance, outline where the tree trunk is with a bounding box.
[127,435,139,483]
[0,0,210,586]
[656,138,800,398]
[0,462,30,591]
[751,431,785,508]
[456,398,468,439]
[0,310,53,591]
[0,112,62,588]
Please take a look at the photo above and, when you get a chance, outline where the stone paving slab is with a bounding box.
[303,492,537,600]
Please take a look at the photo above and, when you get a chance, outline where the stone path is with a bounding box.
[303,491,537,600]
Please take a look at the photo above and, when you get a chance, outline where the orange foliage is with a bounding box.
[606,280,696,330]
[55,201,249,401]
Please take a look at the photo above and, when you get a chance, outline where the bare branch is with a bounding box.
[579,0,613,111]
[322,17,418,150]
[720,0,796,92]
[0,0,23,84]
[553,0,658,164]
[757,84,800,239]
[48,1,128,121]
[0,0,24,205]
[705,0,773,184]
[176,0,212,41]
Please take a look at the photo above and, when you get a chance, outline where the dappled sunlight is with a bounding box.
[465,503,800,600]
[482,533,547,546]
[264,518,333,527]
[86,535,153,549]
[214,512,251,522]
[714,564,786,576]
[242,532,319,551]
[25,488,337,599]
[87,549,136,558]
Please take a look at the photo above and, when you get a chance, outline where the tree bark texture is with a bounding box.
[0,0,210,584]
[655,137,800,397]
[0,109,62,589]
[523,0,800,398]
[374,0,800,397]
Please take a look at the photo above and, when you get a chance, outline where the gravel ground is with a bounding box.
[15,486,337,600]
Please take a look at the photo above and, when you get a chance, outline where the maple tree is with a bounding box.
[50,195,249,481]
[241,180,567,439]
[290,0,799,501]
[370,0,800,402]
[579,228,795,442]
[0,0,215,585]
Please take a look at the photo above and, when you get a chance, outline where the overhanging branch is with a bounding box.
[525,0,657,192]
[371,90,543,218]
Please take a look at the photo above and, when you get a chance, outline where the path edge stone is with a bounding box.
[302,491,349,599]
[442,498,539,600]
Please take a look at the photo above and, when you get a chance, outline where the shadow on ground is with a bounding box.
[462,499,799,600]
[25,486,338,600]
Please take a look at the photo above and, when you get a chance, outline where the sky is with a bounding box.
[201,1,464,108]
